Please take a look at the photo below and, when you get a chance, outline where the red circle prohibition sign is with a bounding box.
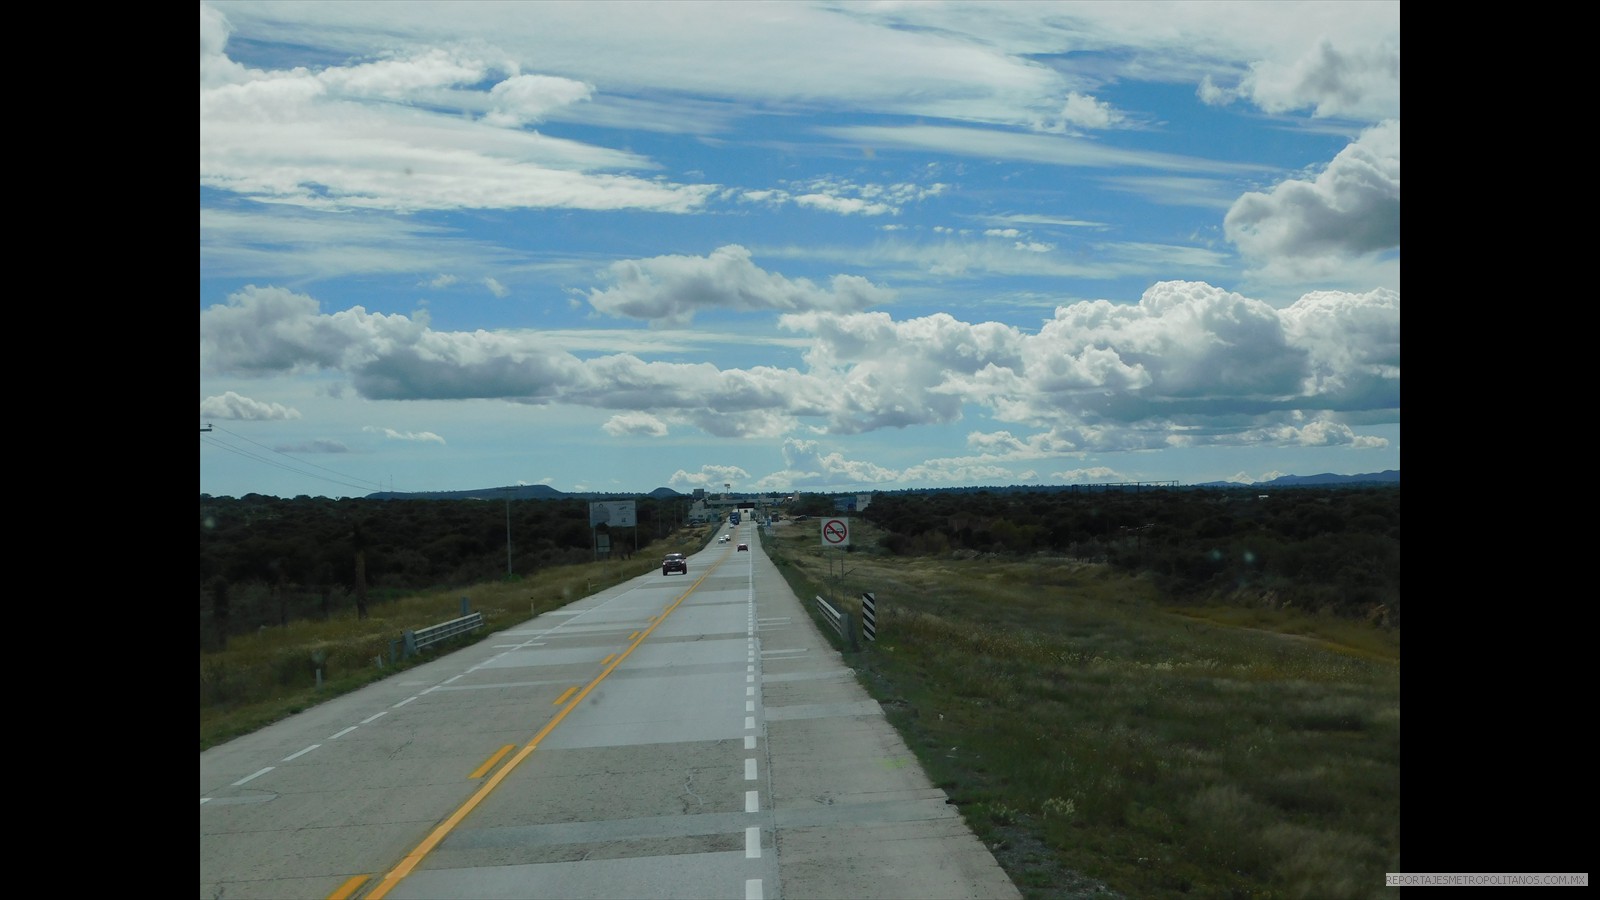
[823,519,849,544]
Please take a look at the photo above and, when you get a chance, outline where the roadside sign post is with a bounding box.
[590,501,636,561]
[821,517,852,603]
[821,517,851,549]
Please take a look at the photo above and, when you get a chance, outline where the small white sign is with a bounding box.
[821,517,850,547]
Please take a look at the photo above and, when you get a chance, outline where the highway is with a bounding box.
[199,523,1020,899]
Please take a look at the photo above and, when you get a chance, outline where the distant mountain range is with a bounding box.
[360,470,1397,501]
[1192,470,1399,489]
[365,485,686,501]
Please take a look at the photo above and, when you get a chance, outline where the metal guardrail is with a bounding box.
[404,612,485,657]
[813,595,856,650]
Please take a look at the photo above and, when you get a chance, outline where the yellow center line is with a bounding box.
[357,562,719,899]
[328,875,368,900]
[468,745,514,780]
[552,686,577,706]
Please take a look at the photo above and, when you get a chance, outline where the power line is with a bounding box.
[200,424,397,495]
[201,435,379,493]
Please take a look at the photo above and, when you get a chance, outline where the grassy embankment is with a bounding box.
[763,518,1399,900]
[200,519,1398,900]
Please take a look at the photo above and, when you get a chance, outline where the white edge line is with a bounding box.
[246,585,641,791]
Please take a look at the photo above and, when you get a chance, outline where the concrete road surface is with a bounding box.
[200,526,1020,900]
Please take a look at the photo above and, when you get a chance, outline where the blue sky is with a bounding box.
[199,1,1400,499]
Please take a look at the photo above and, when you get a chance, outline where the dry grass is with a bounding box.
[763,519,1399,900]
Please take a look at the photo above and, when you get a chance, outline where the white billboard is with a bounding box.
[588,500,637,527]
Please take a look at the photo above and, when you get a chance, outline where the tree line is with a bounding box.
[853,485,1399,626]
[200,484,1399,651]
[199,493,697,649]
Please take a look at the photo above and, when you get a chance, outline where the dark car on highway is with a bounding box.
[662,552,687,575]
[737,543,748,552]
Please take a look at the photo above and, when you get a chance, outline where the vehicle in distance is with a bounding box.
[662,552,688,575]
[719,535,730,543]
[737,543,748,552]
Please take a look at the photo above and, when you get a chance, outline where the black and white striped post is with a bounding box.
[861,591,877,642]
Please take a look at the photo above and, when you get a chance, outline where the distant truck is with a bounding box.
[730,512,741,525]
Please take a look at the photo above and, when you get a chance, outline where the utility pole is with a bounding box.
[501,487,515,577]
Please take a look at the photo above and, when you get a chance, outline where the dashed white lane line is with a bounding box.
[233,767,273,786]
[743,556,764,900]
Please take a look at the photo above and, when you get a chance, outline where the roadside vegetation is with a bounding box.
[201,487,1398,899]
[764,517,1398,900]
